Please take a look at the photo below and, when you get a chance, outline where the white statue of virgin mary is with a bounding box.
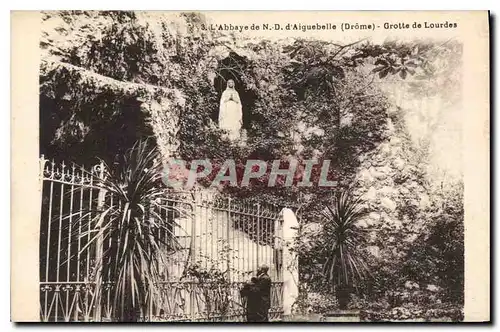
[219,79,243,140]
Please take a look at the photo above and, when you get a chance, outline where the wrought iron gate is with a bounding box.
[39,157,285,322]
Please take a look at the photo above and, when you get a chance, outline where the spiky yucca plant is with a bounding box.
[320,188,370,309]
[67,139,184,321]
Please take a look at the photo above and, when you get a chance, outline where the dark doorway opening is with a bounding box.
[39,94,155,166]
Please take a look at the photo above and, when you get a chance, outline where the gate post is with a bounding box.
[281,208,299,319]
[93,161,106,321]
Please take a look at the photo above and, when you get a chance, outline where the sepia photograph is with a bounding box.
[10,10,490,323]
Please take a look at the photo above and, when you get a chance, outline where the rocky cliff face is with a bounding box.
[40,58,185,163]
[352,72,463,271]
[354,116,428,256]
[39,11,215,164]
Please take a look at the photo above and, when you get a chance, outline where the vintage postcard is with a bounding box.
[11,11,490,322]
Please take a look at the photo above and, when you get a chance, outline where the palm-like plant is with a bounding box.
[320,188,370,309]
[67,139,184,321]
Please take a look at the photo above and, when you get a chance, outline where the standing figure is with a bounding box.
[240,277,261,322]
[219,79,243,140]
[255,265,272,322]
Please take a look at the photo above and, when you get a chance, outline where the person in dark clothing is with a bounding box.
[240,277,261,322]
[255,265,272,322]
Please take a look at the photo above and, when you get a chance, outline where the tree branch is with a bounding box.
[331,38,368,59]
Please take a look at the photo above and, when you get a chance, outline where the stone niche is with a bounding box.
[212,51,258,136]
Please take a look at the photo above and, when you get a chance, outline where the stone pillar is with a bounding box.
[146,97,182,161]
[281,208,299,318]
